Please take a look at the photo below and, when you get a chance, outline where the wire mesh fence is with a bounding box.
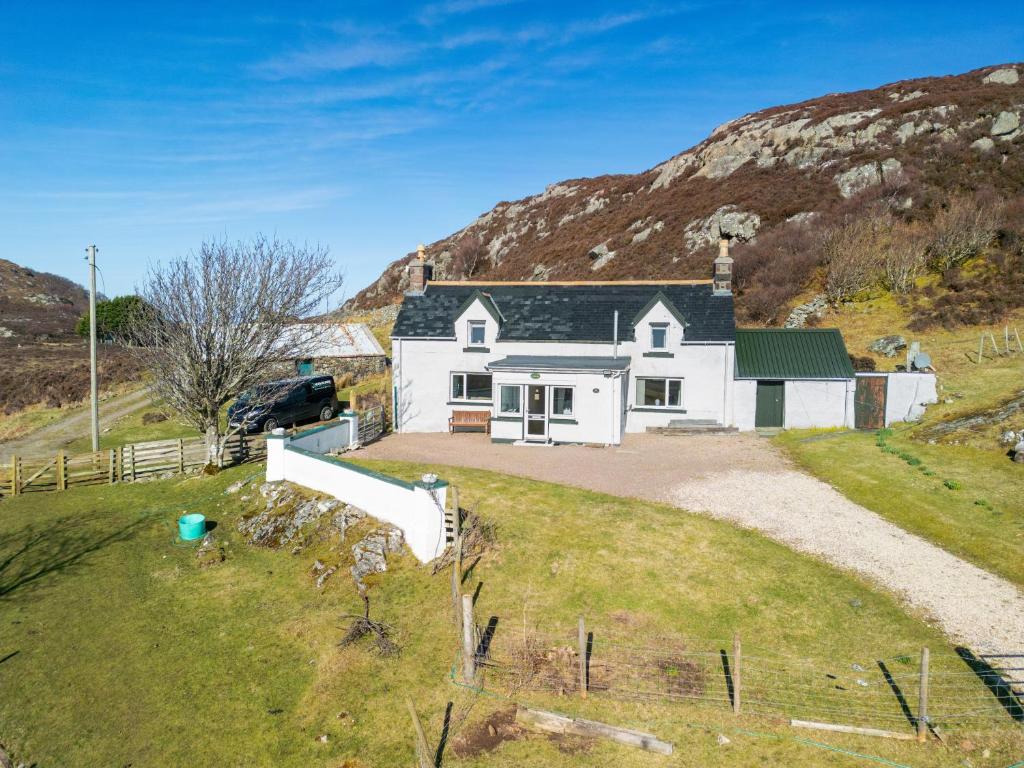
[465,617,1024,738]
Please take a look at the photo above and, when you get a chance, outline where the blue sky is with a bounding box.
[1,1,1022,303]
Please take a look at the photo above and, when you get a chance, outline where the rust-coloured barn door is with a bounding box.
[854,376,887,430]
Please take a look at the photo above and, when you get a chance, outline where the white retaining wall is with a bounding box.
[884,372,938,425]
[266,423,447,563]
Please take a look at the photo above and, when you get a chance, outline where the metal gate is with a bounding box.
[855,375,887,429]
[755,381,785,428]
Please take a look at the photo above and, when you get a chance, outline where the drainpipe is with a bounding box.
[613,311,619,359]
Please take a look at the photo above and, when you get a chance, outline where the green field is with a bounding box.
[1,462,1020,767]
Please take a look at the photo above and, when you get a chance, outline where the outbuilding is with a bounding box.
[733,329,857,430]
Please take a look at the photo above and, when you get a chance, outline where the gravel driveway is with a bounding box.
[361,432,1024,651]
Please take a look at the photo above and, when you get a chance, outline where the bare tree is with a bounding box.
[881,223,926,295]
[821,216,885,304]
[927,195,1003,272]
[133,236,343,466]
[449,234,485,278]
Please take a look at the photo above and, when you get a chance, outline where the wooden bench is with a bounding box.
[449,410,491,434]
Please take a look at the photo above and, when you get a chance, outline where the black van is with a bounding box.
[228,375,339,433]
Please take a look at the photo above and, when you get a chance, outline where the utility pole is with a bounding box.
[87,245,99,452]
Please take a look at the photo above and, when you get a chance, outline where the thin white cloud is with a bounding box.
[417,0,523,25]
[255,39,416,79]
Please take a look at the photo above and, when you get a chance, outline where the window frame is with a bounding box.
[650,323,669,350]
[634,377,684,409]
[550,386,575,417]
[498,384,522,415]
[450,371,493,402]
[467,320,487,347]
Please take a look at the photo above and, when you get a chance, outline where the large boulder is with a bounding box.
[835,159,903,198]
[983,67,1020,85]
[991,111,1021,137]
[684,205,761,251]
[868,335,907,357]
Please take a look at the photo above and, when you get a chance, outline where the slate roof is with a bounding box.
[487,355,631,372]
[392,283,734,342]
[734,329,855,380]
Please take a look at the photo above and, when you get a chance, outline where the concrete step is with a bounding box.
[647,423,738,435]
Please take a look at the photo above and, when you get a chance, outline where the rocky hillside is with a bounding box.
[0,257,90,342]
[0,259,141,414]
[349,64,1024,325]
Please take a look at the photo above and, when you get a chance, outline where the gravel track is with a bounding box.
[0,388,152,461]
[670,469,1024,653]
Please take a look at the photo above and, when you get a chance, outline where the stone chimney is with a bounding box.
[407,243,434,294]
[713,237,733,295]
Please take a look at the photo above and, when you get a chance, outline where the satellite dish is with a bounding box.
[913,352,932,370]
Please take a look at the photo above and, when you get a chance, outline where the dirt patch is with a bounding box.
[449,707,594,758]
[449,707,524,757]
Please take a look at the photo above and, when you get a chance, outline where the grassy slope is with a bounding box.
[63,404,197,453]
[2,462,1020,767]
[778,297,1024,587]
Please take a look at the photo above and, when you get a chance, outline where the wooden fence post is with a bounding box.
[108,449,116,484]
[732,633,742,715]
[177,438,185,474]
[917,647,930,742]
[462,594,475,684]
[10,455,20,496]
[405,698,432,768]
[57,451,67,491]
[578,616,588,699]
[129,444,136,482]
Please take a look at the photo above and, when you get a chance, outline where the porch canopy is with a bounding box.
[486,355,631,373]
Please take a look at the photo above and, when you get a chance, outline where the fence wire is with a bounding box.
[468,621,1024,736]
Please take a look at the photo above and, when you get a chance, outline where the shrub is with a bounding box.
[821,216,886,303]
[881,224,926,294]
[926,195,1002,272]
[943,479,961,491]
[850,355,876,372]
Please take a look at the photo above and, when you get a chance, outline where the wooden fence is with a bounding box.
[0,433,266,498]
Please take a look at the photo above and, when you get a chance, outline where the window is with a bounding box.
[468,320,486,346]
[499,385,521,414]
[650,323,668,349]
[551,387,574,416]
[635,377,683,408]
[451,372,492,401]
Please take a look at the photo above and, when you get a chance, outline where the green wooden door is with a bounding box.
[755,381,785,428]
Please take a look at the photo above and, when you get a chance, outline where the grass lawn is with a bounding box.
[777,428,1024,588]
[0,383,142,444]
[1,462,1020,766]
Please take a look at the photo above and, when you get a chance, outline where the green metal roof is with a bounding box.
[734,329,855,380]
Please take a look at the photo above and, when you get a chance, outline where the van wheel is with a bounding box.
[263,417,279,433]
[319,405,334,422]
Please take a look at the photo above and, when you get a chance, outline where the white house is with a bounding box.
[390,244,935,444]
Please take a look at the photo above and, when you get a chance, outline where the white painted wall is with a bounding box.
[393,331,734,441]
[265,427,447,563]
[733,380,758,431]
[884,372,938,425]
[288,415,358,453]
[784,380,855,429]
[625,344,733,432]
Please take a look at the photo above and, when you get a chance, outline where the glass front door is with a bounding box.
[525,385,548,441]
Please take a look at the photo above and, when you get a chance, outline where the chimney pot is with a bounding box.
[407,244,433,294]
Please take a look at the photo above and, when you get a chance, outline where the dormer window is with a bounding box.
[650,323,668,350]
[468,320,486,346]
